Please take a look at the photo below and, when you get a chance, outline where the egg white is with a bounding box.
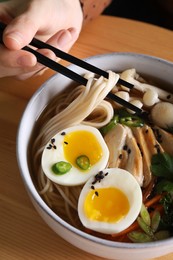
[78,168,142,234]
[41,125,109,186]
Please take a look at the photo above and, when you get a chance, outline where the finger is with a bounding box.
[3,13,40,50]
[0,44,37,77]
[15,48,57,80]
[46,28,79,52]
[19,29,79,80]
[0,43,56,78]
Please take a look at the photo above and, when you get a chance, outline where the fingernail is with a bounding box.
[57,30,72,48]
[17,55,36,67]
[5,32,24,49]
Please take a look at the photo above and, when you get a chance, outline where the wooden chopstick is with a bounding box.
[0,22,144,115]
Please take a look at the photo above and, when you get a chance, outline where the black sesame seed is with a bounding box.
[51,138,55,144]
[154,144,161,154]
[105,172,109,176]
[61,132,66,136]
[47,144,52,149]
[95,191,99,196]
[128,149,131,154]
[64,141,68,145]
[91,185,95,190]
[123,144,128,150]
[53,145,57,149]
[157,148,161,153]
[119,154,123,159]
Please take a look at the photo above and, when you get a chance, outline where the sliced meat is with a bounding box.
[104,124,127,168]
[132,125,164,187]
[153,126,173,156]
[124,127,143,186]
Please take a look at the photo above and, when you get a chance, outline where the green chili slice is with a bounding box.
[100,115,119,135]
[76,155,90,170]
[120,115,144,127]
[51,161,72,175]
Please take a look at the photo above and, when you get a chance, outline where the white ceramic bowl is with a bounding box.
[17,53,173,260]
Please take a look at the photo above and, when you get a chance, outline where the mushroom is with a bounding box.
[151,102,173,129]
[143,89,159,107]
[113,91,130,108]
[120,69,136,91]
[127,99,143,114]
[120,68,173,103]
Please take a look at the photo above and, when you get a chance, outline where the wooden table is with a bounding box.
[0,16,173,260]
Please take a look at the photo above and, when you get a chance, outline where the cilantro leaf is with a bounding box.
[156,180,173,194]
[151,153,173,181]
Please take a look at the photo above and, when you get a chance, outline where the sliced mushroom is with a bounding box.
[132,125,164,187]
[124,127,143,186]
[153,126,173,155]
[104,124,127,168]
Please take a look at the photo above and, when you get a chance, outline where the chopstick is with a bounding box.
[0,22,144,115]
[30,37,133,89]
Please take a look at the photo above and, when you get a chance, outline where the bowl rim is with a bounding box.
[16,52,173,250]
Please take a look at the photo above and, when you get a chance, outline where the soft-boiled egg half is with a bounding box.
[78,168,142,234]
[41,125,109,186]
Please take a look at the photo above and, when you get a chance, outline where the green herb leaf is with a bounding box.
[151,153,173,181]
[156,180,173,194]
[158,194,173,232]
[160,193,173,215]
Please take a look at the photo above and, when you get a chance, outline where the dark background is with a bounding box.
[103,0,173,30]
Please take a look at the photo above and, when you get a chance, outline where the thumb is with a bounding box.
[3,15,39,50]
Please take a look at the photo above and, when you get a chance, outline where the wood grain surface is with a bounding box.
[0,15,173,260]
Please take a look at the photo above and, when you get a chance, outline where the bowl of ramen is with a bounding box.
[17,52,173,260]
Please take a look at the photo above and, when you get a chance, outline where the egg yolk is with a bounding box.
[63,130,103,169]
[84,187,130,223]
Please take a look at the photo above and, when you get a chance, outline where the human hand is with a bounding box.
[0,0,83,79]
